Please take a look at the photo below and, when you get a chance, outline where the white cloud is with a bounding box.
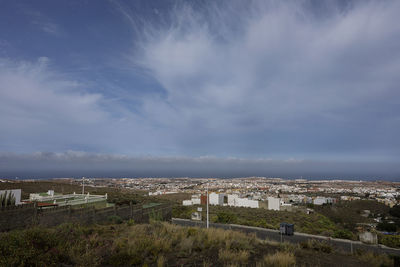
[131,0,400,157]
[1,0,400,161]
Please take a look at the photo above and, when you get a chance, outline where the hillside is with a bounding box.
[0,221,394,267]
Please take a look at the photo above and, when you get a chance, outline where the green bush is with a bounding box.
[107,215,123,224]
[214,211,237,224]
[379,234,400,248]
[333,229,354,240]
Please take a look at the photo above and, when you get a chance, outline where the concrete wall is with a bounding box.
[268,197,280,210]
[0,189,22,205]
[0,203,172,232]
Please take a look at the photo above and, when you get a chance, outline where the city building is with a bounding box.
[268,197,280,210]
[209,193,224,205]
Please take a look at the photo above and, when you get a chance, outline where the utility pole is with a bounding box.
[206,180,209,229]
[82,177,85,195]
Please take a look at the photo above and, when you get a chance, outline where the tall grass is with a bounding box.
[260,251,296,267]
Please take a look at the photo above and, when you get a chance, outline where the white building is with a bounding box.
[182,200,193,206]
[313,197,335,205]
[0,189,21,205]
[268,197,280,211]
[227,194,239,206]
[209,193,224,205]
[235,198,259,208]
[191,194,201,205]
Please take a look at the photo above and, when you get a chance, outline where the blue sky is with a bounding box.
[0,0,399,179]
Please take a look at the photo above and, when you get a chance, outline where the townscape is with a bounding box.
[66,177,399,207]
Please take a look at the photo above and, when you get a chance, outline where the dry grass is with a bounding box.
[156,255,165,267]
[357,251,393,267]
[260,251,296,267]
[218,248,249,266]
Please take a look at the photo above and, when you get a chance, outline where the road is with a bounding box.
[172,218,400,256]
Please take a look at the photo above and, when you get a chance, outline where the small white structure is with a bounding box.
[0,189,22,205]
[359,231,378,244]
[191,212,202,221]
[191,194,201,205]
[209,193,224,205]
[268,197,280,211]
[182,200,193,206]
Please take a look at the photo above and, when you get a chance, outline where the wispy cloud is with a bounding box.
[24,8,64,36]
[129,0,400,158]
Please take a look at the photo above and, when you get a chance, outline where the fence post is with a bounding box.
[114,205,117,216]
[93,206,96,223]
[130,201,133,219]
[33,202,38,226]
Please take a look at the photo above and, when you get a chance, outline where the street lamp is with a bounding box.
[207,180,209,229]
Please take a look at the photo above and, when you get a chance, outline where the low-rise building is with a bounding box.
[268,197,280,211]
[209,193,224,205]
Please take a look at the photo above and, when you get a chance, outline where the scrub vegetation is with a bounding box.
[173,205,349,238]
[0,221,393,267]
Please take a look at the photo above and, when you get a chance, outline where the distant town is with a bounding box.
[51,177,400,207]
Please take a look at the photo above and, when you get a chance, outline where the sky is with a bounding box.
[0,0,399,180]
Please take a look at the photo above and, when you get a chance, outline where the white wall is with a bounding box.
[0,189,21,205]
[209,193,224,205]
[227,194,238,206]
[235,198,259,208]
[313,197,326,205]
[268,197,280,211]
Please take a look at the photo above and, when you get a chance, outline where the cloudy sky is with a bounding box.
[0,0,399,179]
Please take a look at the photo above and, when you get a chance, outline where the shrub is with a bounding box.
[379,234,400,248]
[262,251,296,267]
[107,215,123,224]
[333,229,354,240]
[357,251,393,267]
[215,212,238,224]
[300,239,332,253]
[149,209,163,222]
[157,255,165,267]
